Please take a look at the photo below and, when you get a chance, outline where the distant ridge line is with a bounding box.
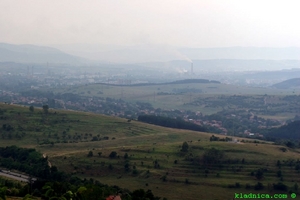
[271,78,300,89]
[95,79,220,87]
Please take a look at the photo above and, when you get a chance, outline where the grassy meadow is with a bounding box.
[47,82,300,117]
[1,103,300,200]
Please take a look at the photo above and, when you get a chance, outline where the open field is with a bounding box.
[0,103,300,200]
[53,82,300,101]
[46,82,300,118]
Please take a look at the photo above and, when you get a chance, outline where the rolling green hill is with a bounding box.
[46,80,300,114]
[0,103,300,200]
[272,78,300,89]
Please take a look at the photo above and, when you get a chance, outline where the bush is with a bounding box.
[185,178,190,184]
[203,148,224,164]
[181,142,189,152]
[273,182,288,191]
[87,151,93,157]
[255,169,264,180]
[277,170,282,177]
[254,182,264,190]
[132,169,138,175]
[108,164,113,170]
[161,175,167,182]
[109,151,117,158]
[279,147,287,152]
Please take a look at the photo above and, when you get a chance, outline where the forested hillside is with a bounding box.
[138,115,207,132]
[265,120,300,140]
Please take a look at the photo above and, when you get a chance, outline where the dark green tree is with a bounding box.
[277,170,282,177]
[294,183,298,191]
[0,187,6,200]
[181,142,189,152]
[87,151,93,157]
[254,182,264,190]
[255,169,264,180]
[109,151,117,158]
[203,148,224,164]
[42,105,49,114]
[29,105,34,112]
[124,162,130,172]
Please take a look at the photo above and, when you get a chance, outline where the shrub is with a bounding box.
[132,169,138,175]
[185,178,189,184]
[203,148,224,164]
[277,170,282,177]
[181,142,189,152]
[108,164,113,170]
[279,147,287,152]
[109,151,117,158]
[87,151,93,157]
[255,169,264,180]
[254,182,264,190]
[273,182,288,191]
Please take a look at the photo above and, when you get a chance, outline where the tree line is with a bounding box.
[0,146,163,200]
[138,115,207,132]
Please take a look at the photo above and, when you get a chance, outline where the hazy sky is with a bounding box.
[1,0,300,48]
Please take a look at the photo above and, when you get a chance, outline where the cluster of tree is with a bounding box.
[264,120,300,140]
[0,146,66,181]
[204,111,274,136]
[0,146,163,200]
[202,148,224,165]
[172,88,203,94]
[209,135,232,142]
[138,115,207,132]
[0,177,162,200]
[168,79,220,84]
[227,181,297,192]
[17,91,140,118]
[112,78,220,86]
[2,124,13,131]
[181,142,189,152]
[135,101,154,111]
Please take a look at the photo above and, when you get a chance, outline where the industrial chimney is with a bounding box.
[191,62,193,75]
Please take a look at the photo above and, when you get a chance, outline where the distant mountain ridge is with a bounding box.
[139,59,300,72]
[271,78,300,89]
[180,47,300,60]
[55,44,300,63]
[0,43,88,64]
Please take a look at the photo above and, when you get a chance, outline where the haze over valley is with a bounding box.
[1,1,300,200]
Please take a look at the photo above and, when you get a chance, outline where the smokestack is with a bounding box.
[191,63,193,75]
